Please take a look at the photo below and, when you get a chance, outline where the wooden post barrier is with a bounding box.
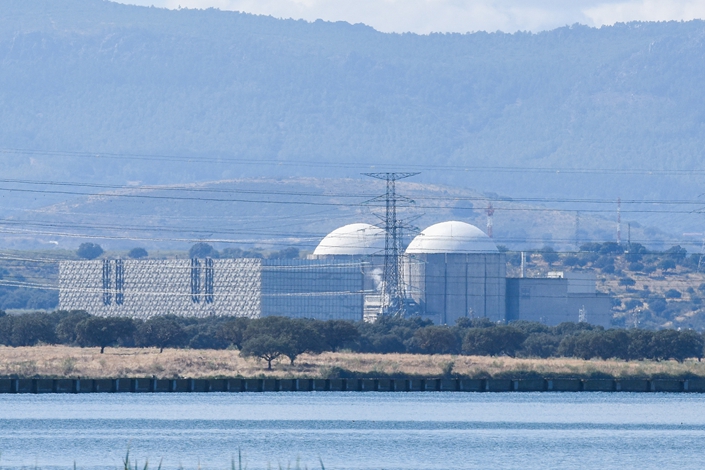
[3,376,705,393]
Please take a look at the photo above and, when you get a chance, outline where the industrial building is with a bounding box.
[59,220,612,327]
[404,221,506,325]
[506,272,612,327]
[59,257,366,321]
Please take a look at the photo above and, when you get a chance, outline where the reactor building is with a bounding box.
[59,220,612,327]
[404,221,506,325]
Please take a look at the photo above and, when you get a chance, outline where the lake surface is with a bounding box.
[1,392,704,469]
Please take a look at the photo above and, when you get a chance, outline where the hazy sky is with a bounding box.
[116,0,705,33]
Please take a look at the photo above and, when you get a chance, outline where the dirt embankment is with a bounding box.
[1,346,705,380]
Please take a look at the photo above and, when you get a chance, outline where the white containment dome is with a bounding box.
[406,221,498,254]
[313,223,386,256]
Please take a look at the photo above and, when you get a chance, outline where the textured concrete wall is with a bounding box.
[261,259,366,321]
[406,253,506,325]
[59,259,262,318]
[59,258,369,321]
[505,278,611,327]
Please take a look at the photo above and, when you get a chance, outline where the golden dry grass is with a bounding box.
[2,345,705,379]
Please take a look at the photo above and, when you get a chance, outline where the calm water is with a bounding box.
[1,392,704,469]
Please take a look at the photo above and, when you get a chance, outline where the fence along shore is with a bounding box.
[1,377,704,393]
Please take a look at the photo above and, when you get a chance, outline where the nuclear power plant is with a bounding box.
[59,220,612,327]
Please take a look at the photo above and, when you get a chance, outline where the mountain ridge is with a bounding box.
[1,1,705,238]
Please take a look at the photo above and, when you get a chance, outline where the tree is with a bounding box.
[625,243,647,262]
[658,259,676,271]
[240,316,293,369]
[651,329,703,362]
[664,289,682,299]
[553,321,601,336]
[280,319,325,365]
[135,316,187,352]
[509,320,551,336]
[556,335,578,357]
[355,316,429,353]
[188,331,229,350]
[665,245,687,262]
[599,242,624,255]
[313,320,360,351]
[571,330,629,360]
[268,247,300,259]
[462,326,526,357]
[650,329,680,361]
[672,330,704,362]
[580,243,602,253]
[240,335,287,370]
[540,246,559,266]
[455,317,495,329]
[75,316,135,353]
[216,317,251,349]
[520,333,560,358]
[77,243,104,260]
[221,247,263,259]
[0,314,14,345]
[649,298,668,314]
[240,316,324,368]
[127,247,148,259]
[55,310,91,344]
[410,326,459,354]
[627,329,655,360]
[7,313,56,346]
[628,262,644,271]
[563,256,581,267]
[189,242,218,258]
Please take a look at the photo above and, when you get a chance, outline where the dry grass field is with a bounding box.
[1,345,705,379]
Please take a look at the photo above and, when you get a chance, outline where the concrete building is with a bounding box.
[59,257,367,321]
[310,222,386,321]
[405,221,506,325]
[59,258,262,319]
[58,220,614,327]
[505,272,612,328]
[59,223,385,321]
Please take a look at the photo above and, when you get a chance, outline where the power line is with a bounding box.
[4,146,705,175]
[0,185,702,214]
[2,176,705,205]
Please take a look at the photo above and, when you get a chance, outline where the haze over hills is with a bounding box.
[4,177,663,252]
[2,0,705,246]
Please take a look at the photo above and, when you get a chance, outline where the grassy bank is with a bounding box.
[1,346,705,380]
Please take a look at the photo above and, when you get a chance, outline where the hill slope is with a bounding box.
[1,1,705,235]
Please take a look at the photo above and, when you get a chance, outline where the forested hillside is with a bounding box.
[2,1,705,233]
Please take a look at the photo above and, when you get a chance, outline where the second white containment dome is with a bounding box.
[406,221,498,254]
[405,221,505,325]
[313,223,385,257]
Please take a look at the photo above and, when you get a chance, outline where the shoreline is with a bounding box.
[1,376,703,393]
[2,345,705,382]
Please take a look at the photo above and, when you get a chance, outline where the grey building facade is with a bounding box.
[59,258,367,321]
[405,221,507,325]
[505,273,612,328]
[406,252,506,324]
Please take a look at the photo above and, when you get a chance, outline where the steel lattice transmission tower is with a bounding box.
[363,172,420,317]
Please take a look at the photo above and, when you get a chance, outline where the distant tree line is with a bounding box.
[1,310,703,367]
[72,242,301,261]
